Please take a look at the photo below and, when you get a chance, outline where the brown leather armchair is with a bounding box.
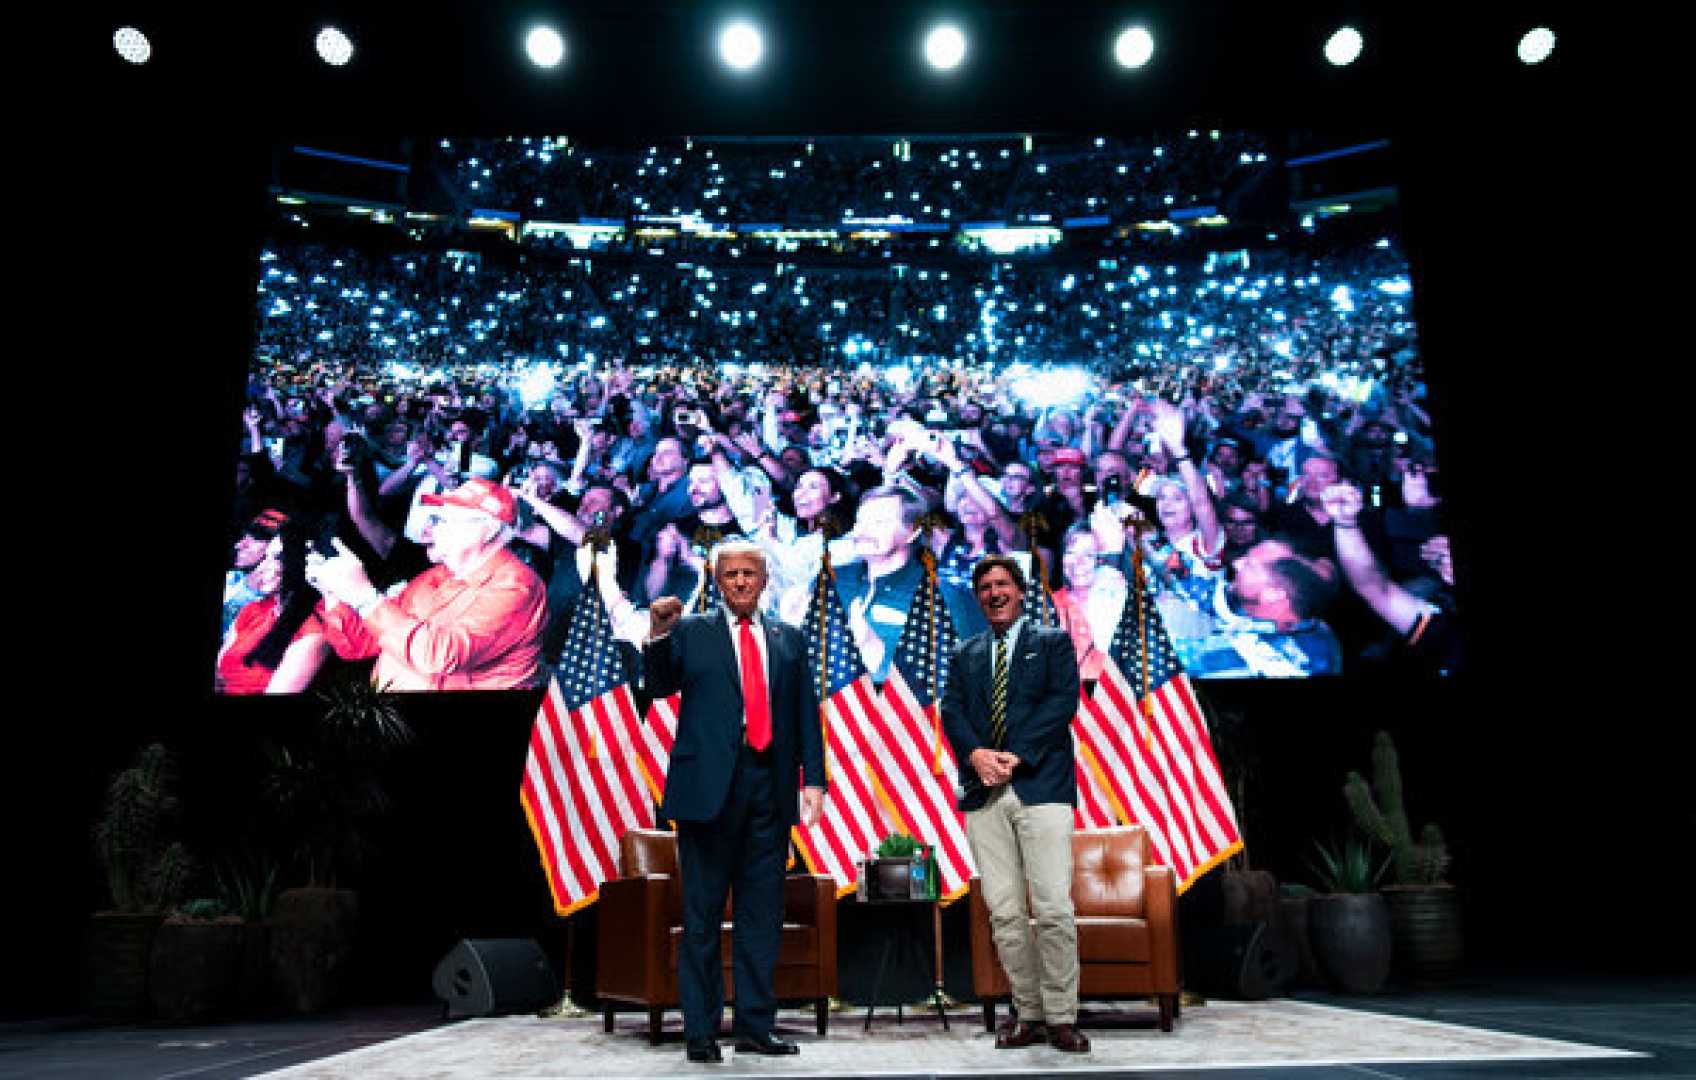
[968,825,1180,1032]
[596,828,838,1043]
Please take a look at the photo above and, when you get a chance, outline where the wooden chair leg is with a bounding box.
[1158,994,1175,1032]
[603,1005,614,1033]
[649,1007,664,1045]
[816,998,829,1036]
[983,1001,996,1032]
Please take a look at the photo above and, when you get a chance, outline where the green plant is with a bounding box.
[214,854,280,921]
[93,744,196,913]
[1307,836,1391,894]
[1343,731,1452,886]
[176,898,229,920]
[875,832,918,858]
[264,673,413,887]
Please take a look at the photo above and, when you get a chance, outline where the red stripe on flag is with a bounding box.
[526,718,600,900]
[542,691,620,880]
[520,774,574,908]
[877,674,974,892]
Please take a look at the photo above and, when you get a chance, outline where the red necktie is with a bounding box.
[739,617,771,751]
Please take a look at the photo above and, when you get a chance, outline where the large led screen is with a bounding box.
[218,132,1458,694]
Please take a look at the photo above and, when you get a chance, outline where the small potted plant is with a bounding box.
[1344,731,1462,986]
[86,743,194,1016]
[264,673,411,1012]
[148,897,245,1022]
[1305,835,1393,994]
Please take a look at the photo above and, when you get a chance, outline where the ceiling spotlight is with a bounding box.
[113,26,151,64]
[526,26,566,69]
[719,20,764,72]
[925,24,967,71]
[1114,26,1155,69]
[1324,26,1364,67]
[1518,27,1556,65]
[316,26,354,67]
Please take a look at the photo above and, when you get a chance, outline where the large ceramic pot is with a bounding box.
[83,912,163,1016]
[1384,884,1463,986]
[1308,892,1392,994]
[271,887,359,1013]
[149,917,245,1021]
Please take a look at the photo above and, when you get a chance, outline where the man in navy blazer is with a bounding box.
[643,541,826,1064]
[941,553,1090,1053]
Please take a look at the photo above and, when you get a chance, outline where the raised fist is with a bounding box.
[648,596,684,640]
[1320,482,1363,526]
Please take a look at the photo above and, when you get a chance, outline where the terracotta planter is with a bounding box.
[83,912,163,1016]
[1384,884,1463,986]
[149,917,245,1021]
[1308,893,1392,994]
[271,887,359,1013]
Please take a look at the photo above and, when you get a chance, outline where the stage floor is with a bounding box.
[4,973,1691,1080]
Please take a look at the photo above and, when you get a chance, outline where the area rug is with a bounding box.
[258,998,1642,1078]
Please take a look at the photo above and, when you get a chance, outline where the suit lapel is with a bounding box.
[714,610,745,709]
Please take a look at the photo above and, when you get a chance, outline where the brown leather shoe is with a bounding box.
[994,1020,1048,1048]
[1048,1023,1091,1053]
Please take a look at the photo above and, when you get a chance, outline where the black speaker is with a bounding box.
[1182,921,1298,1000]
[431,938,560,1019]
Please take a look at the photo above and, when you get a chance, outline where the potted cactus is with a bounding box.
[1344,731,1462,986]
[86,743,195,1016]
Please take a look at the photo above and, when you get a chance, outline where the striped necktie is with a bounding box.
[990,629,1009,749]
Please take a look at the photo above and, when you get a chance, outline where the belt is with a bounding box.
[740,739,774,767]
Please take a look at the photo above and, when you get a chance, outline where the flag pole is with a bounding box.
[916,544,946,775]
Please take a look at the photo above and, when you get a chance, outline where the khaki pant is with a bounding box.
[965,784,1078,1025]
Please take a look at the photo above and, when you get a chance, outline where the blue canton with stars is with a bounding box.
[1107,564,1185,701]
[892,568,959,707]
[804,569,868,701]
[692,560,723,613]
[1022,550,1060,629]
[557,572,631,712]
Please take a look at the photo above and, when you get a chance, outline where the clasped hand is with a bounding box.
[970,748,1020,787]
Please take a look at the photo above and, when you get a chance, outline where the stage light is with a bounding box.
[526,26,566,69]
[113,26,151,64]
[719,20,764,72]
[1518,27,1556,64]
[924,24,967,71]
[1114,26,1154,69]
[316,26,354,67]
[1324,26,1363,66]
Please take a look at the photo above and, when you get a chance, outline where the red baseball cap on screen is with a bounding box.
[1049,448,1086,466]
[421,478,516,525]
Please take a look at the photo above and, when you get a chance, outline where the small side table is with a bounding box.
[859,896,949,1031]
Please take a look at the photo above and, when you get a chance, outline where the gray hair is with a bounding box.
[709,538,766,567]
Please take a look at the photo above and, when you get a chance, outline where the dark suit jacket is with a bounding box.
[940,622,1081,813]
[643,610,826,825]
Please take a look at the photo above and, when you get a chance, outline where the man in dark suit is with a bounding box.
[644,541,826,1064]
[941,554,1089,1053]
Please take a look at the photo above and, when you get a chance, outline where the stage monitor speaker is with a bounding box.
[1182,921,1297,1000]
[431,938,559,1019]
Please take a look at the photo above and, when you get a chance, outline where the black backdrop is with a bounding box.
[20,3,1681,1018]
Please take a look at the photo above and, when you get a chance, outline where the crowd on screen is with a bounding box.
[218,140,1458,696]
[440,132,1269,227]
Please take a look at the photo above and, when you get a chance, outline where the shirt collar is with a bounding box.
[721,603,762,628]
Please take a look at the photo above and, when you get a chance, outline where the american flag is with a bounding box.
[1022,547,1060,628]
[521,569,655,916]
[880,559,978,901]
[1076,558,1242,891]
[636,560,722,802]
[1072,721,1120,829]
[792,566,894,894]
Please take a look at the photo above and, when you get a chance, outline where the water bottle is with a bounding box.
[910,848,927,899]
